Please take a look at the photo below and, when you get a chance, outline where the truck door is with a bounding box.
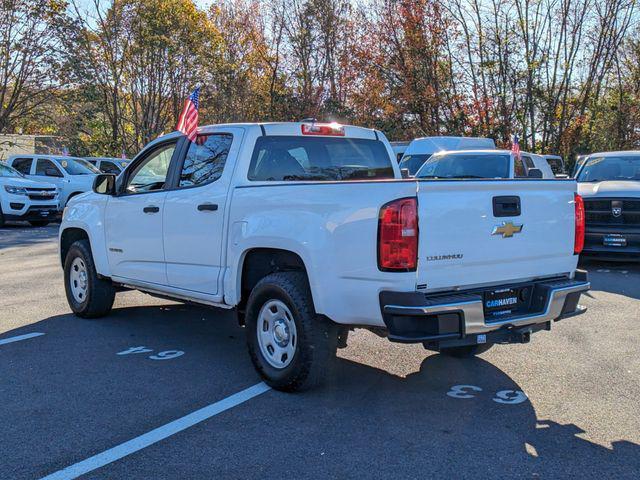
[162,128,243,297]
[105,139,179,285]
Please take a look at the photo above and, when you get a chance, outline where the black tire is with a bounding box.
[245,271,338,392]
[440,343,494,358]
[0,205,4,228]
[63,239,115,318]
[28,220,50,227]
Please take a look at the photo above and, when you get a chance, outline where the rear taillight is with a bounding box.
[301,122,345,136]
[378,197,418,271]
[574,193,585,254]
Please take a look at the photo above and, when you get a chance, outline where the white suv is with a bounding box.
[7,154,100,207]
[85,157,131,175]
[0,162,59,226]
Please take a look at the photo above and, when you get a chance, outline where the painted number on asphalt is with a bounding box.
[446,384,483,399]
[493,389,528,405]
[447,384,528,405]
[117,346,184,360]
[117,346,153,355]
[149,350,184,361]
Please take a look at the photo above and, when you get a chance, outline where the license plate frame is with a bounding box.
[483,287,521,318]
[603,234,627,247]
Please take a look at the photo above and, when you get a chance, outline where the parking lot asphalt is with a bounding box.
[1,224,639,479]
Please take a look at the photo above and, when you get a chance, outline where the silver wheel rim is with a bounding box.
[256,299,297,369]
[69,257,88,303]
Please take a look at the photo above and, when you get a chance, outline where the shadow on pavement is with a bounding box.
[0,223,58,250]
[579,257,640,299]
[70,314,639,479]
[244,354,639,479]
[0,303,254,479]
[1,303,638,479]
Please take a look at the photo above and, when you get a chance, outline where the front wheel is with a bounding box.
[64,239,116,318]
[245,272,338,392]
[440,343,494,358]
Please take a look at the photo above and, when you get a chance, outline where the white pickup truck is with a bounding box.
[59,122,590,391]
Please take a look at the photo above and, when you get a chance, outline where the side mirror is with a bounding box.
[527,168,543,179]
[93,173,117,195]
[45,168,63,178]
[401,168,410,179]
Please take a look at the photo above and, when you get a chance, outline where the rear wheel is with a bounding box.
[64,239,115,318]
[440,343,494,358]
[245,271,338,392]
[28,220,49,227]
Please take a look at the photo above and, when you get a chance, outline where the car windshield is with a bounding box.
[416,153,511,179]
[248,136,394,181]
[57,157,100,175]
[399,154,432,176]
[577,156,640,182]
[0,162,23,177]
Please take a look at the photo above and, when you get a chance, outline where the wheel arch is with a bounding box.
[60,227,90,267]
[65,192,83,206]
[235,248,317,314]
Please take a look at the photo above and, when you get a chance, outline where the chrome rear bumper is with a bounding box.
[380,272,590,344]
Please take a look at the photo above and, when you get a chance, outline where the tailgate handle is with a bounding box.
[493,196,521,217]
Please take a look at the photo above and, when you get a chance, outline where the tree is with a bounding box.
[0,0,67,133]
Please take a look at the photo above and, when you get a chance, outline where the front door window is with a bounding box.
[126,144,176,194]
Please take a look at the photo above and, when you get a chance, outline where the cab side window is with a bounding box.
[178,134,233,188]
[126,143,176,194]
[12,158,32,175]
[522,156,535,170]
[35,159,63,177]
[100,161,121,174]
[514,157,526,178]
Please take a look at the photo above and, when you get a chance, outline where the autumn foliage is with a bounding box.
[2,0,639,165]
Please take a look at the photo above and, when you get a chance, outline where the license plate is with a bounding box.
[603,234,626,247]
[39,211,51,217]
[484,288,520,316]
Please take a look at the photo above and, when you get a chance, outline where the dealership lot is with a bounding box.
[1,225,639,479]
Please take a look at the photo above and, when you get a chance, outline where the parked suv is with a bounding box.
[0,162,59,226]
[86,157,130,174]
[399,136,496,176]
[576,151,640,260]
[59,122,589,391]
[415,150,555,179]
[7,155,100,207]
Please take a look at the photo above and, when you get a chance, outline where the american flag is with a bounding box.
[176,86,200,142]
[511,134,521,159]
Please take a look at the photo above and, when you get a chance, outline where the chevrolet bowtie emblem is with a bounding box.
[492,221,523,238]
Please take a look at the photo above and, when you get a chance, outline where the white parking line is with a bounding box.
[0,332,45,346]
[40,382,271,480]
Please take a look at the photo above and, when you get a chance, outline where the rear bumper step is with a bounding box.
[380,272,590,344]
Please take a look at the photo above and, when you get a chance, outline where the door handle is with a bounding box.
[197,203,218,212]
[493,196,521,217]
[143,205,160,213]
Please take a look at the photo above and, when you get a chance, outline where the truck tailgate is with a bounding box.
[416,180,578,291]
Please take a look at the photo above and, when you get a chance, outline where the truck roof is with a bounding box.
[149,122,382,151]
[8,153,87,162]
[404,136,496,156]
[432,149,512,156]
[584,150,640,158]
[431,149,542,158]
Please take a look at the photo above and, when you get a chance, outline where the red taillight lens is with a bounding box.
[574,193,585,254]
[378,197,418,271]
[301,123,345,136]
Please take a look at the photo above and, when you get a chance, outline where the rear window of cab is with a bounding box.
[248,136,395,181]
